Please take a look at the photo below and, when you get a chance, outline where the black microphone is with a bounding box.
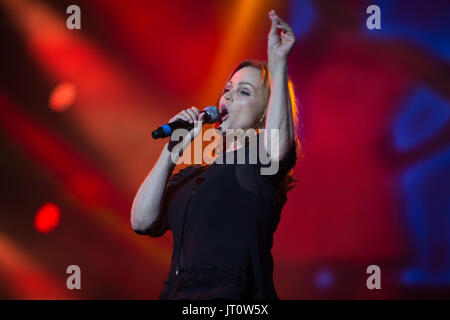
[151,106,219,139]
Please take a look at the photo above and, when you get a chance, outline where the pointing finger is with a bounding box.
[268,12,277,37]
[269,10,290,28]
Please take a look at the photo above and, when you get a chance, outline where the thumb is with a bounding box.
[198,112,205,122]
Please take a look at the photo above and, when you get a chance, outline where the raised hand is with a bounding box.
[267,10,296,65]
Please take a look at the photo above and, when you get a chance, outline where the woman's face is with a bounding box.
[217,66,267,134]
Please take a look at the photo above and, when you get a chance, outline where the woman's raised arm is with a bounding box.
[265,10,296,160]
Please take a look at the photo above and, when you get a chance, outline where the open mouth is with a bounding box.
[219,104,229,122]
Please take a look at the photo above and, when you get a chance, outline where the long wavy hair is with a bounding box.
[215,60,303,194]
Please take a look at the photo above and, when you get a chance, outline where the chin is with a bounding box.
[217,121,230,134]
[216,125,225,135]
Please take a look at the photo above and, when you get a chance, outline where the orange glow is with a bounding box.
[196,0,275,103]
[0,232,73,299]
[49,82,76,112]
[34,203,60,233]
[288,78,303,157]
[1,0,173,196]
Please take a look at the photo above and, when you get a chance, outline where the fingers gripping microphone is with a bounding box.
[151,106,219,139]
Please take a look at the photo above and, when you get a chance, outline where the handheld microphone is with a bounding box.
[151,106,219,139]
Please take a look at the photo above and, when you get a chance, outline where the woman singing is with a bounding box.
[131,10,300,300]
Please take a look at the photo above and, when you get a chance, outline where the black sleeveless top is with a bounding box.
[142,133,297,300]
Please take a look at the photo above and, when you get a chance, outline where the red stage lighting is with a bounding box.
[49,82,76,112]
[34,203,60,233]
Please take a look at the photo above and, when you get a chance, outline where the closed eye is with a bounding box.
[223,88,250,96]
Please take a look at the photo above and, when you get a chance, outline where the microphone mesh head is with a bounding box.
[204,105,219,123]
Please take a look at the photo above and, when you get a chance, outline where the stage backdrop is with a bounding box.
[0,0,449,299]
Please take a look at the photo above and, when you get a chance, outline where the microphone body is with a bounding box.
[151,106,219,139]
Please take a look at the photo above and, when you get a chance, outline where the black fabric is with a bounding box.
[148,133,297,300]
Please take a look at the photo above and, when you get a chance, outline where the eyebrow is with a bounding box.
[226,81,256,88]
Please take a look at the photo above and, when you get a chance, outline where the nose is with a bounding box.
[225,91,233,102]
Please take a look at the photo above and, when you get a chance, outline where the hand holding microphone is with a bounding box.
[154,106,219,157]
[152,106,218,139]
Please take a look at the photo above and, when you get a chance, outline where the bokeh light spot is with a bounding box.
[49,82,77,112]
[314,267,334,289]
[34,203,60,233]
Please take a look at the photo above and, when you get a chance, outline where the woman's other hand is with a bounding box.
[267,10,296,67]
